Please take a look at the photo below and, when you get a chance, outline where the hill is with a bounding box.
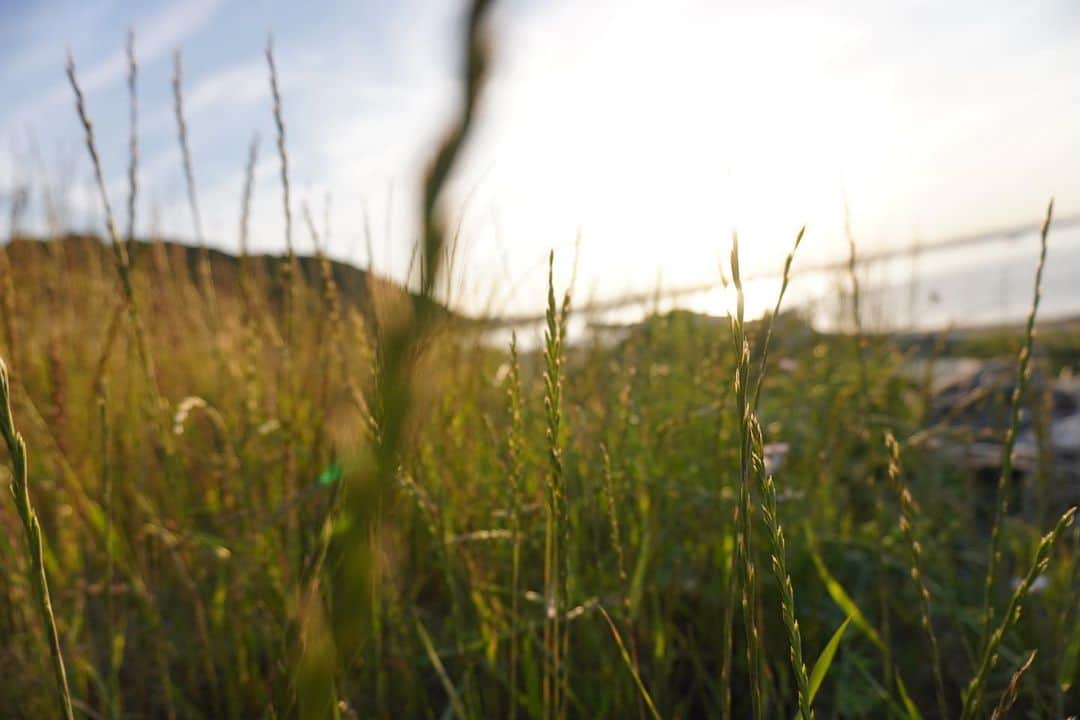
[1,233,461,326]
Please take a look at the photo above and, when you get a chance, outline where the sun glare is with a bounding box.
[457,2,909,318]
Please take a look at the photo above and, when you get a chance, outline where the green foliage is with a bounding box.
[2,234,1078,716]
[807,616,852,707]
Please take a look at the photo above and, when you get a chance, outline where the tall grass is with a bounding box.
[0,358,74,719]
[962,506,1077,719]
[173,49,218,318]
[749,228,814,720]
[124,30,138,263]
[884,432,948,719]
[728,235,765,720]
[505,332,526,720]
[541,251,570,720]
[0,5,1077,719]
[979,200,1053,645]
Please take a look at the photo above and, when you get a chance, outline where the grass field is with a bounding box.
[1,2,1078,718]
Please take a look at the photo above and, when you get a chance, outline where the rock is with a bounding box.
[925,357,1080,522]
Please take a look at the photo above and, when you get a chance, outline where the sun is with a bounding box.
[457,1,903,320]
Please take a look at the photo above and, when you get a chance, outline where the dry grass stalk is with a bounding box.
[173,49,219,320]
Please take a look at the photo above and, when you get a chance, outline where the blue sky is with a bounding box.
[2,0,1079,317]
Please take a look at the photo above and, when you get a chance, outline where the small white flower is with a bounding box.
[172,396,207,435]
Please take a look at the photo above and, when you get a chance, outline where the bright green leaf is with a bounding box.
[808,615,853,704]
[896,673,924,720]
[804,524,883,651]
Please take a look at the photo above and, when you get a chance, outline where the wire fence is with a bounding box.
[482,213,1080,328]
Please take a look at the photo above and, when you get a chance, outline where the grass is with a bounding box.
[0,358,74,719]
[0,1,1078,717]
[884,431,947,719]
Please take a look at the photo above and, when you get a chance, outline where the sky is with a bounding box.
[1,0,1079,319]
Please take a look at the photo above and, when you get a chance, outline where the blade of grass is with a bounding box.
[803,524,882,650]
[1060,609,1080,694]
[599,606,663,720]
[416,614,469,720]
[807,616,852,705]
[895,674,925,720]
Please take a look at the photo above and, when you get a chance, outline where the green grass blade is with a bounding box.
[896,673,924,720]
[805,527,923,718]
[599,606,663,720]
[416,615,469,720]
[1060,611,1080,693]
[804,525,883,650]
[807,616,852,704]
